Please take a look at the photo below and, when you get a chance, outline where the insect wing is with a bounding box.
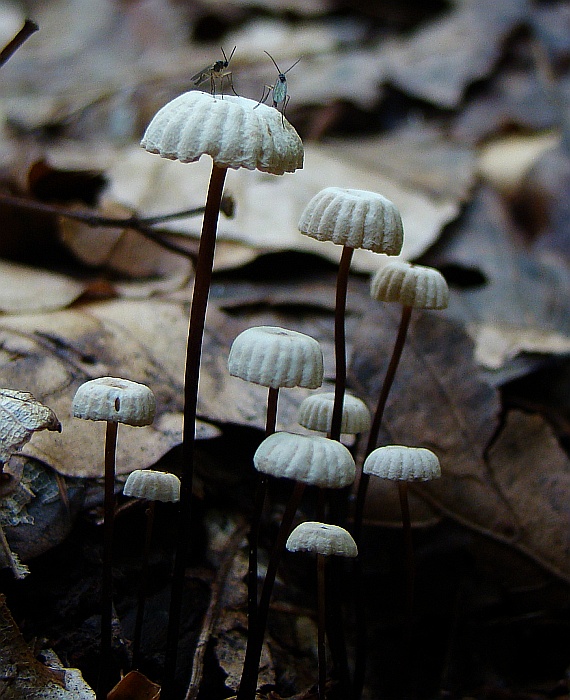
[191,65,212,85]
[272,77,287,106]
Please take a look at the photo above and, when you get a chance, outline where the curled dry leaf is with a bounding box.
[0,389,61,465]
[107,670,160,700]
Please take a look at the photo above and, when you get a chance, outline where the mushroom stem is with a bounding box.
[247,387,280,649]
[351,304,412,700]
[238,480,306,700]
[329,245,354,442]
[97,420,118,700]
[353,304,413,544]
[317,553,327,700]
[162,162,228,700]
[398,482,415,619]
[132,499,156,670]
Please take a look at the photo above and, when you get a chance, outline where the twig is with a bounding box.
[185,518,249,700]
[0,19,38,68]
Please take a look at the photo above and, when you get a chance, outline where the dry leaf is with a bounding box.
[0,389,61,464]
[0,593,95,698]
[0,260,85,314]
[425,186,570,369]
[350,305,570,581]
[107,670,160,700]
[386,0,530,108]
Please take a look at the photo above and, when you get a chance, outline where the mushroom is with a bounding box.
[238,432,355,700]
[228,326,323,650]
[122,469,181,669]
[298,188,403,442]
[72,377,156,698]
[298,391,370,436]
[353,263,449,544]
[141,91,304,696]
[286,522,357,700]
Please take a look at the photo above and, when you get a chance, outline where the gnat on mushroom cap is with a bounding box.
[298,391,371,435]
[371,261,449,310]
[141,92,303,175]
[228,326,324,389]
[123,469,181,503]
[363,445,441,482]
[298,187,404,255]
[254,432,355,489]
[72,377,156,427]
[286,521,358,557]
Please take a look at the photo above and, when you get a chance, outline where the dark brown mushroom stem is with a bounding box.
[329,245,354,442]
[131,500,156,670]
[0,19,38,69]
[247,387,279,648]
[398,481,415,620]
[162,163,228,700]
[327,245,355,698]
[97,420,118,700]
[317,553,327,700]
[351,303,412,700]
[238,480,306,700]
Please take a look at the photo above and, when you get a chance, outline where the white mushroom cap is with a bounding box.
[254,432,355,489]
[298,392,371,434]
[370,261,449,309]
[123,469,181,503]
[286,521,358,557]
[228,326,324,389]
[298,187,403,255]
[72,377,156,427]
[363,445,441,482]
[141,91,303,175]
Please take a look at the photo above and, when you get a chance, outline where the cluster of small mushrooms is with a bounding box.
[3,86,451,700]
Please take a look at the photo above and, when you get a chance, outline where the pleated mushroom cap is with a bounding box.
[370,261,449,309]
[254,432,355,489]
[141,91,303,175]
[123,469,181,503]
[72,377,156,427]
[228,326,324,389]
[363,445,441,482]
[298,392,371,434]
[298,187,403,255]
[286,521,358,557]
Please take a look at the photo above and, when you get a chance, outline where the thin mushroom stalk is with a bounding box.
[351,262,448,700]
[122,469,181,671]
[163,161,227,698]
[72,377,156,699]
[237,433,355,700]
[141,91,304,696]
[228,325,324,652]
[286,522,358,700]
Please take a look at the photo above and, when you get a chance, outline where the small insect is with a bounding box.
[259,51,301,123]
[191,46,237,96]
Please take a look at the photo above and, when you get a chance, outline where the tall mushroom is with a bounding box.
[286,522,357,700]
[72,377,156,698]
[228,326,323,651]
[298,188,403,443]
[141,90,304,696]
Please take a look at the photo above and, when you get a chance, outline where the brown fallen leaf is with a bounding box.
[350,305,570,581]
[107,670,160,700]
